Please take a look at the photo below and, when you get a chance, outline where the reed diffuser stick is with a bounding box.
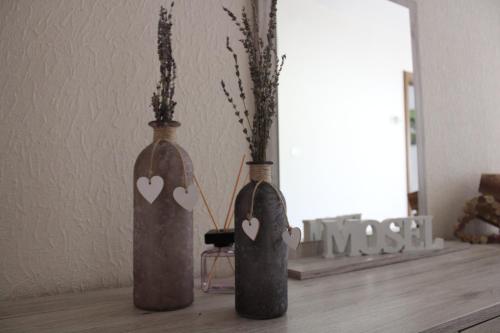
[207,254,220,286]
[225,171,251,230]
[223,155,246,231]
[226,256,235,272]
[193,175,219,231]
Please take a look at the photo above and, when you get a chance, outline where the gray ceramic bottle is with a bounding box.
[234,162,288,319]
[133,121,194,311]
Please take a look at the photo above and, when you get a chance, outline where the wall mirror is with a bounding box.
[273,0,425,230]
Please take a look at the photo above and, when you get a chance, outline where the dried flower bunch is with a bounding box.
[151,2,177,125]
[221,0,285,163]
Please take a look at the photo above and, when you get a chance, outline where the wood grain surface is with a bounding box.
[288,241,470,280]
[461,315,500,333]
[1,244,500,333]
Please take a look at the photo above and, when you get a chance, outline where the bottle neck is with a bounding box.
[249,164,272,182]
[153,126,177,142]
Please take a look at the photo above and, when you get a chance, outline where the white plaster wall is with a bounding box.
[415,0,500,238]
[0,0,250,300]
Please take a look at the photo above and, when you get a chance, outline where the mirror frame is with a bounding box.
[261,0,428,215]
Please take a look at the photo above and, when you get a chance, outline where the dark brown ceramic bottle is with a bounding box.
[234,162,288,319]
[133,121,194,311]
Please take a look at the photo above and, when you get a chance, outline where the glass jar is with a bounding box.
[201,229,235,294]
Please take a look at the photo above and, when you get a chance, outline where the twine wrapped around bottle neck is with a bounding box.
[151,123,177,142]
[249,164,272,182]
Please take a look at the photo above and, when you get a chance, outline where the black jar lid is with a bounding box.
[204,229,235,248]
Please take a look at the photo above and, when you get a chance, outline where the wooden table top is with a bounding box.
[1,244,500,333]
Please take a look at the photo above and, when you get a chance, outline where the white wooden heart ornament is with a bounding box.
[137,176,164,204]
[242,217,260,241]
[173,184,199,211]
[282,227,301,250]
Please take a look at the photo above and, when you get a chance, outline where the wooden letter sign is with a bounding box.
[321,216,444,258]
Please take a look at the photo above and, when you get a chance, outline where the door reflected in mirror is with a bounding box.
[404,71,419,215]
[277,0,421,230]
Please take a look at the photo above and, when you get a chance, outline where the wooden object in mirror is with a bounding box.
[455,174,500,244]
[479,174,500,201]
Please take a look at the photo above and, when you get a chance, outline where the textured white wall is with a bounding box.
[0,0,249,300]
[415,0,500,239]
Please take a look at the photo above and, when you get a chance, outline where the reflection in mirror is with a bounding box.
[277,0,421,230]
[404,71,419,215]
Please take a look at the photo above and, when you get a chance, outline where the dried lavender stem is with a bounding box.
[221,0,284,163]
